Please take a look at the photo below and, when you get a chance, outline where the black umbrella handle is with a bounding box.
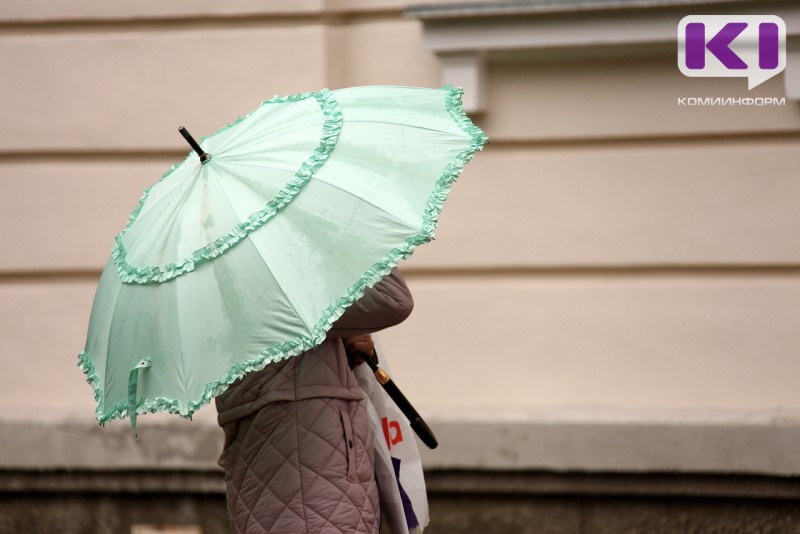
[355,350,439,450]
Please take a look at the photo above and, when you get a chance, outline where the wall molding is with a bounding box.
[407,0,800,110]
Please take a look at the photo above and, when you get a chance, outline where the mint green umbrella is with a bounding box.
[78,85,487,436]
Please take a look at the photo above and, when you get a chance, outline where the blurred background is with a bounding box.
[1,0,799,532]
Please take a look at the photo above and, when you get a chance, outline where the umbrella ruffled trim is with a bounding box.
[112,89,344,285]
[79,84,488,425]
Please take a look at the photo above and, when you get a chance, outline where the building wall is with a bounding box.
[1,0,799,531]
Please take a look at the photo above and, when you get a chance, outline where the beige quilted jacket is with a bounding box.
[216,269,413,533]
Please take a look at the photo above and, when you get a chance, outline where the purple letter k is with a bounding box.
[686,22,748,70]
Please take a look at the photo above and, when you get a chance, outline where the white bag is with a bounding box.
[353,335,430,534]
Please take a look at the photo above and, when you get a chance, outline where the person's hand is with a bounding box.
[343,334,375,366]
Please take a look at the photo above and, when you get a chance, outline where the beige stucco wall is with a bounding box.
[1,0,799,472]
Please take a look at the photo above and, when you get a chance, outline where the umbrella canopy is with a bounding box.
[78,85,487,431]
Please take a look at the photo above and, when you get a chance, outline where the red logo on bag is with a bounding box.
[381,417,403,450]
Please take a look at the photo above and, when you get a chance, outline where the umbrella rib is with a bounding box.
[242,234,313,333]
[170,178,191,400]
[210,169,314,334]
[214,147,323,163]
[197,178,259,371]
[104,274,129,417]
[346,119,466,136]
[131,167,201,267]
[173,273,187,404]
[214,160,300,174]
[221,122,322,151]
[189,235,267,401]
[277,203,361,291]
[312,176,418,231]
[211,257,254,370]
[213,161,294,200]
[211,102,320,154]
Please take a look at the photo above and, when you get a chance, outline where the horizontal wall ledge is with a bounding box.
[417,411,800,475]
[0,0,406,24]
[1,468,799,501]
[0,469,225,494]
[406,0,783,19]
[2,408,799,476]
[423,469,800,500]
[1,0,323,22]
[6,264,800,284]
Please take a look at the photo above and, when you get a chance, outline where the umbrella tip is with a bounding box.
[178,126,212,164]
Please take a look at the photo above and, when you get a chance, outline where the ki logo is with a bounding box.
[678,15,786,89]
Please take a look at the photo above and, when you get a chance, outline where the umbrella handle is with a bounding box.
[353,350,439,450]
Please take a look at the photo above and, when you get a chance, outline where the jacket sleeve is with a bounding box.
[328,267,414,337]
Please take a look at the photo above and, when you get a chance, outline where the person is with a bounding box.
[215,268,413,534]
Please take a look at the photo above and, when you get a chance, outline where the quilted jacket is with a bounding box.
[216,269,413,533]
